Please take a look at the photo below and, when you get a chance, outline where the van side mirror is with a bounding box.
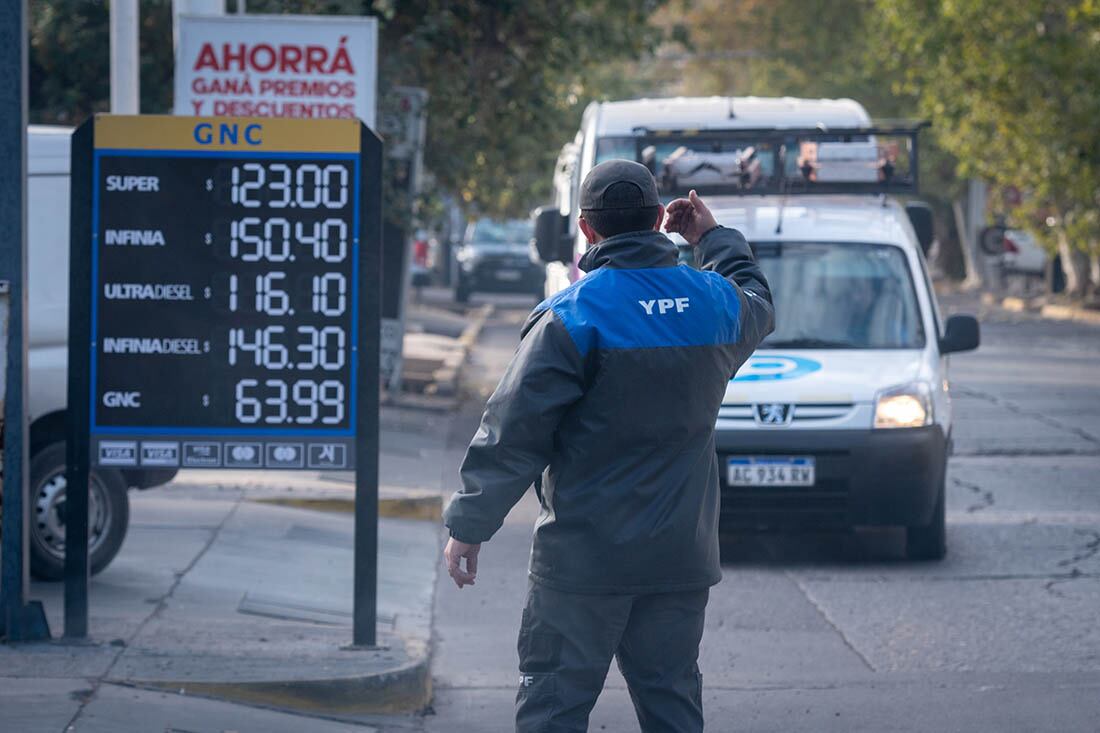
[533,206,571,263]
[939,314,980,354]
[905,201,935,255]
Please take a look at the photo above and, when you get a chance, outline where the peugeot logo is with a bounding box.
[754,403,793,426]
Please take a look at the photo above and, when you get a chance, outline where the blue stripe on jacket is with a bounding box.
[536,266,742,357]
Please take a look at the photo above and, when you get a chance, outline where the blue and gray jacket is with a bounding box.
[444,226,774,593]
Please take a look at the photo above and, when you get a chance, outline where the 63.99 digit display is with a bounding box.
[93,155,358,437]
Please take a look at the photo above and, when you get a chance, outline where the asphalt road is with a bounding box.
[4,290,1096,732]
[425,293,1100,732]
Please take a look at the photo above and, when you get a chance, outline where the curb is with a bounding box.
[127,637,432,717]
[253,493,442,521]
[399,303,494,398]
[982,292,1100,326]
[1000,295,1030,312]
[427,303,494,396]
[1039,303,1100,326]
[459,303,495,349]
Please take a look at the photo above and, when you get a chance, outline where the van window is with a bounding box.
[754,242,926,349]
[595,137,636,164]
[28,173,71,346]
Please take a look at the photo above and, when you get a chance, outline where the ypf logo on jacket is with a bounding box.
[638,297,691,315]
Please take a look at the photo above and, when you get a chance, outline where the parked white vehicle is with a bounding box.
[534,97,980,559]
[19,126,176,580]
[1002,228,1048,276]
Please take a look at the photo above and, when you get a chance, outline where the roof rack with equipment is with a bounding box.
[631,123,929,197]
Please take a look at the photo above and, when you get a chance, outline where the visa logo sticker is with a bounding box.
[733,355,821,382]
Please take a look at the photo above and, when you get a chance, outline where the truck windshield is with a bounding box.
[597,136,790,193]
[754,242,925,349]
[470,219,532,246]
[595,133,898,197]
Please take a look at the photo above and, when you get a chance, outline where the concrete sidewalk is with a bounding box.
[985,292,1100,326]
[0,482,439,726]
[0,296,493,730]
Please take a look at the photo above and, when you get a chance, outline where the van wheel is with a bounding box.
[906,477,946,561]
[29,441,130,580]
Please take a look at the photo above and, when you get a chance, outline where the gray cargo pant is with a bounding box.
[515,580,709,732]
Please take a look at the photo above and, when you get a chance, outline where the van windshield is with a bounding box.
[754,242,925,349]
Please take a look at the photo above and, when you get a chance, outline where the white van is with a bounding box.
[533,97,980,559]
[22,126,176,579]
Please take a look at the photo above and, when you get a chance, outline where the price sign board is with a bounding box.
[66,115,382,643]
[70,116,380,471]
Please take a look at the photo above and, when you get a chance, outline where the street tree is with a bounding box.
[652,0,968,278]
[28,0,668,219]
[875,0,1100,296]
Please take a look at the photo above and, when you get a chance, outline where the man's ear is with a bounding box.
[579,215,601,245]
[652,203,666,232]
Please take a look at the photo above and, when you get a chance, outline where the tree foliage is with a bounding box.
[875,0,1100,279]
[28,0,667,218]
[654,0,1100,287]
[376,1,665,217]
[659,0,888,108]
[29,0,109,124]
[655,0,966,276]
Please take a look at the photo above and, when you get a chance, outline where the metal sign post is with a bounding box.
[354,122,382,647]
[377,87,428,393]
[64,122,93,638]
[0,0,51,642]
[65,115,382,644]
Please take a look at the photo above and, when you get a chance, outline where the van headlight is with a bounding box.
[873,382,933,429]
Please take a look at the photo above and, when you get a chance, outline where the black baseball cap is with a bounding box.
[579,159,660,211]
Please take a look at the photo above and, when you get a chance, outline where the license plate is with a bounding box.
[728,457,815,487]
[494,269,522,281]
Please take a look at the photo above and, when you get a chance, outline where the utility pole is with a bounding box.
[0,0,51,642]
[966,179,990,289]
[110,0,140,114]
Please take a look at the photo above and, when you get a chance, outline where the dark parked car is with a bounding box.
[454,219,545,303]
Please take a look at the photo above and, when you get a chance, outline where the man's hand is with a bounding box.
[664,189,718,246]
[443,537,481,589]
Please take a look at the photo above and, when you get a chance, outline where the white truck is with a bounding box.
[533,97,980,559]
[17,126,176,579]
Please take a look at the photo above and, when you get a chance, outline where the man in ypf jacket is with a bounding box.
[443,159,774,732]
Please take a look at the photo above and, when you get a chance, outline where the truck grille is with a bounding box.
[718,403,855,425]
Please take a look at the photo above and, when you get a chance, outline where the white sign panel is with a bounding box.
[175,14,377,127]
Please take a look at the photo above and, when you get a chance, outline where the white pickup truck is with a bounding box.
[18,126,176,579]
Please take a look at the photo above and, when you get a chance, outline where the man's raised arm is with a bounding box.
[666,189,775,351]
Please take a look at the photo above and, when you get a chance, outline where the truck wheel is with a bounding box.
[906,477,946,561]
[29,441,130,580]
